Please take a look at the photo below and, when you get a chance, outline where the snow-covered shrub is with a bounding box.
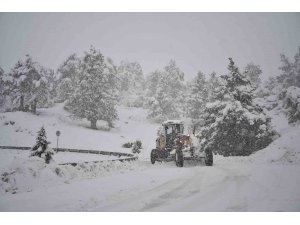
[30,126,55,164]
[122,142,133,148]
[199,58,277,156]
[132,140,142,154]
[279,86,300,124]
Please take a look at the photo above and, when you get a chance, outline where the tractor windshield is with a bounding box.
[176,124,184,134]
[165,124,184,135]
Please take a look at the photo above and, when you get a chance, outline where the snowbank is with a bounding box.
[0,151,145,196]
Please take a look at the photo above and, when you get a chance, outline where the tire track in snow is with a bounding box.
[86,162,251,211]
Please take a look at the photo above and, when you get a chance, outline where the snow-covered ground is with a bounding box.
[0,103,158,159]
[0,104,300,211]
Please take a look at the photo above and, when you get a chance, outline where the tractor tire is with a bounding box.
[204,149,213,166]
[150,149,157,164]
[175,150,184,167]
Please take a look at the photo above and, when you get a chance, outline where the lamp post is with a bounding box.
[56,130,61,152]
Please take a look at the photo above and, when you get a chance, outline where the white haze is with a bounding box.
[0,13,300,80]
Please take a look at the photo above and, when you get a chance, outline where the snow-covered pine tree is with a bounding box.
[257,47,300,118]
[57,54,81,102]
[279,86,300,124]
[243,63,262,89]
[144,70,164,109]
[9,55,52,113]
[207,72,220,101]
[147,84,177,122]
[273,47,300,123]
[0,67,14,111]
[147,60,185,122]
[145,70,163,98]
[277,47,300,89]
[30,66,55,112]
[66,46,118,129]
[186,71,209,128]
[30,126,54,164]
[117,60,145,107]
[0,67,5,108]
[118,60,144,92]
[0,66,4,89]
[256,77,276,99]
[199,58,277,156]
[9,55,38,111]
[105,57,120,102]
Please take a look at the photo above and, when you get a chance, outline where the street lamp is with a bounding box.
[56,130,61,152]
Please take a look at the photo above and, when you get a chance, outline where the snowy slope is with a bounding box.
[0,103,158,158]
[0,104,300,211]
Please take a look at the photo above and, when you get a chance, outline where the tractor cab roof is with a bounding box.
[162,120,184,126]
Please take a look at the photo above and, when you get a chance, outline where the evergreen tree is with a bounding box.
[10,55,39,111]
[186,71,208,127]
[118,60,144,92]
[279,86,300,124]
[57,54,81,102]
[145,70,163,98]
[9,55,53,113]
[30,126,54,164]
[144,70,164,109]
[0,67,5,107]
[147,84,178,122]
[277,47,300,88]
[207,72,220,101]
[0,67,14,111]
[244,63,262,89]
[31,66,54,112]
[117,60,145,107]
[66,46,118,129]
[0,66,4,89]
[258,47,300,114]
[199,58,277,156]
[147,60,185,122]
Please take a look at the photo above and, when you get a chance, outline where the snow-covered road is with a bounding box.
[1,156,300,211]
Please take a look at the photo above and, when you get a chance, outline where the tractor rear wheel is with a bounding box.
[204,149,213,166]
[150,149,157,164]
[175,150,183,167]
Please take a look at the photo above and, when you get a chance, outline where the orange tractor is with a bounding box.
[150,120,213,167]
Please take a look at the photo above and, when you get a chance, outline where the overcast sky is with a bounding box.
[0,13,299,81]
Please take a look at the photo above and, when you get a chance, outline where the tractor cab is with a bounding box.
[156,120,185,151]
[162,120,184,149]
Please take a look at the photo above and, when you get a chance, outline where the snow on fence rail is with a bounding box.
[0,145,137,166]
[0,146,31,150]
[58,157,138,166]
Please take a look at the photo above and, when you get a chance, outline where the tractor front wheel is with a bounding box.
[150,149,157,164]
[175,150,184,167]
[204,149,213,166]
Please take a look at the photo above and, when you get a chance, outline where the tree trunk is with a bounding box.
[19,95,24,111]
[90,119,97,130]
[32,98,37,114]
